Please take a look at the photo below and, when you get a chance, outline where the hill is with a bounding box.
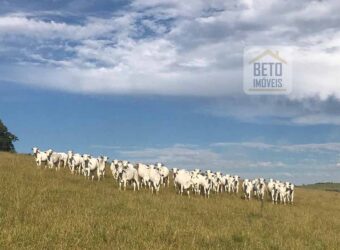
[300,183,340,192]
[0,152,339,249]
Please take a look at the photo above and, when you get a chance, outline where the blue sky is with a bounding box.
[1,0,340,184]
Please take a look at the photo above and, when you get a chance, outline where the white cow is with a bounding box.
[267,178,275,202]
[174,170,193,197]
[242,179,249,192]
[137,163,150,188]
[68,151,85,175]
[119,164,140,191]
[252,178,259,196]
[243,179,253,200]
[97,156,108,180]
[211,175,220,194]
[232,175,240,193]
[110,160,120,180]
[257,178,266,200]
[46,149,62,170]
[285,182,295,204]
[157,164,170,187]
[149,167,161,194]
[274,181,294,205]
[192,174,211,198]
[273,180,286,204]
[218,175,228,193]
[32,147,49,167]
[172,168,179,188]
[276,182,288,204]
[225,175,233,193]
[83,155,107,181]
[58,152,69,168]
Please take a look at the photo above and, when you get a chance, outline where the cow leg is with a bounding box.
[290,192,294,204]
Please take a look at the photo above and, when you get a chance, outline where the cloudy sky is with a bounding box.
[1,0,340,184]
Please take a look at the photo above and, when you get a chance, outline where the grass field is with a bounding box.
[0,152,339,249]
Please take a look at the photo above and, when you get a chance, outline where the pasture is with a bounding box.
[0,152,339,249]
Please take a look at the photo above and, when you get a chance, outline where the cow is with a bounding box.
[57,152,69,168]
[243,179,253,200]
[192,174,211,198]
[232,175,240,193]
[172,168,179,188]
[276,182,288,204]
[119,164,140,191]
[257,178,266,200]
[267,178,275,202]
[149,167,161,194]
[45,149,62,170]
[97,156,109,180]
[110,160,120,180]
[285,182,295,204]
[242,179,249,192]
[225,174,233,193]
[156,163,170,187]
[68,151,85,175]
[32,147,49,167]
[136,163,150,188]
[174,170,193,197]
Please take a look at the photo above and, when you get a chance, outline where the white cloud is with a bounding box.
[0,13,135,40]
[0,1,339,98]
[201,95,340,126]
[292,114,340,126]
[1,1,340,125]
[211,141,340,153]
[249,161,286,168]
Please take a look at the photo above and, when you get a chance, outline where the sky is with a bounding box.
[0,0,340,184]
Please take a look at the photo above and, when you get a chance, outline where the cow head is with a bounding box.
[32,147,39,155]
[82,154,91,162]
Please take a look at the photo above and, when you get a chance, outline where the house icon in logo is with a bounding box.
[249,49,287,64]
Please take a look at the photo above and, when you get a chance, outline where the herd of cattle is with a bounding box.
[32,147,295,204]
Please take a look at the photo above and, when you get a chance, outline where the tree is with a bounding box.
[0,119,18,152]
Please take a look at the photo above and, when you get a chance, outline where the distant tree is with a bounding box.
[0,119,18,152]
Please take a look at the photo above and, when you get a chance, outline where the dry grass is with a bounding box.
[0,152,339,249]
